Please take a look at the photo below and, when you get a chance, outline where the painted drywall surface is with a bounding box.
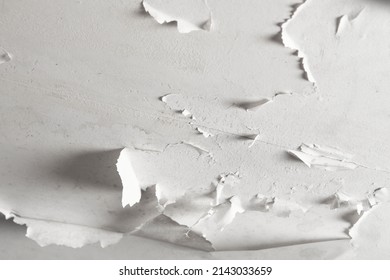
[0,0,389,258]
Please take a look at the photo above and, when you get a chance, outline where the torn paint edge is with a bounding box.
[281,0,317,87]
[0,209,123,249]
[142,0,212,33]
[116,148,142,207]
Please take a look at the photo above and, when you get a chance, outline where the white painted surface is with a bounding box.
[0,0,389,259]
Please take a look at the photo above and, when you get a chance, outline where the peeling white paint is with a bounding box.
[0,208,123,248]
[0,0,390,259]
[288,143,358,171]
[281,0,316,86]
[117,148,142,207]
[143,0,212,33]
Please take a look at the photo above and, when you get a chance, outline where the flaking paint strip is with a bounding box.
[281,0,316,86]
[0,209,123,248]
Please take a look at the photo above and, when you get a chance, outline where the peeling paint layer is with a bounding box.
[143,0,212,33]
[0,49,12,64]
[0,209,123,248]
[281,0,316,86]
[116,148,142,207]
[288,143,358,171]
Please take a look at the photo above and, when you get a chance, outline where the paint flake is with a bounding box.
[288,143,358,171]
[196,127,213,138]
[236,98,273,111]
[116,148,142,207]
[143,0,212,33]
[336,9,364,36]
[0,49,12,65]
[156,184,176,208]
[330,188,390,215]
[181,109,195,119]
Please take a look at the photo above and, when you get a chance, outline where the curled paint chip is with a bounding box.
[335,9,363,36]
[0,49,12,65]
[116,148,142,207]
[156,184,176,208]
[160,93,174,103]
[288,143,358,171]
[236,98,272,111]
[143,0,212,33]
[196,127,213,138]
[181,109,195,119]
[234,92,292,112]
